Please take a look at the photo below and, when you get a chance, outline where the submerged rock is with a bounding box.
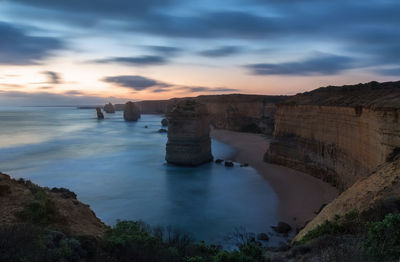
[96,107,104,119]
[166,100,213,166]
[161,118,168,126]
[123,101,141,121]
[215,159,224,164]
[224,161,234,167]
[103,102,115,113]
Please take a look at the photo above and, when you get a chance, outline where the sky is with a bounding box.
[0,0,399,105]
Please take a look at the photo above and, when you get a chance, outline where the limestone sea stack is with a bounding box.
[103,102,115,113]
[96,107,104,119]
[123,101,141,121]
[166,100,213,166]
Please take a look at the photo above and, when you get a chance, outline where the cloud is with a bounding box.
[102,75,168,90]
[375,67,400,76]
[93,55,167,66]
[102,75,239,93]
[0,21,63,65]
[246,54,355,76]
[185,86,239,93]
[144,45,183,55]
[198,46,244,57]
[64,90,84,95]
[0,90,126,106]
[42,71,62,84]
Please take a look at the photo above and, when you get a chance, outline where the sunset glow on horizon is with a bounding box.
[0,0,399,105]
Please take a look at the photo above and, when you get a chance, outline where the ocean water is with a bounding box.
[0,107,279,244]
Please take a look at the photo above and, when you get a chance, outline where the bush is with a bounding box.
[298,210,362,244]
[17,188,60,226]
[365,213,400,261]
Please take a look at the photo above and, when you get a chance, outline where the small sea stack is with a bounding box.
[161,118,168,126]
[96,107,104,119]
[123,101,141,121]
[103,102,115,113]
[166,100,213,166]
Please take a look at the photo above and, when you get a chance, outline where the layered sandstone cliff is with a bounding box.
[295,154,400,242]
[266,81,400,190]
[134,94,286,135]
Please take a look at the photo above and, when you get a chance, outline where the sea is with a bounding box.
[0,107,280,245]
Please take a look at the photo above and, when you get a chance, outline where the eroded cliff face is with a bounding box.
[135,94,286,136]
[266,81,400,190]
[294,155,400,242]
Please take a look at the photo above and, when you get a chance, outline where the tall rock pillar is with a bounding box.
[166,100,213,166]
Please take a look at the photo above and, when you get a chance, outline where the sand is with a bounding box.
[211,129,338,229]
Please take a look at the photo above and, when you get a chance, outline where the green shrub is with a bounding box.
[299,210,361,244]
[365,213,400,261]
[17,188,59,226]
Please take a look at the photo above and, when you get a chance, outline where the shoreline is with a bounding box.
[211,128,338,229]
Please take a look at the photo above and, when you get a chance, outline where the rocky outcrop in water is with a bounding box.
[96,107,104,119]
[165,100,213,166]
[103,103,115,113]
[265,81,400,190]
[123,101,141,121]
[161,118,168,126]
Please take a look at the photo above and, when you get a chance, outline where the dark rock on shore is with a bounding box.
[103,103,115,113]
[240,163,249,167]
[96,107,104,119]
[158,128,167,133]
[272,222,292,234]
[161,118,168,126]
[215,159,224,164]
[123,101,141,121]
[257,233,269,241]
[166,100,213,166]
[224,161,234,167]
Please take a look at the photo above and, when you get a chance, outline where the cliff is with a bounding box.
[135,94,286,136]
[294,153,400,242]
[265,81,400,190]
[0,172,106,237]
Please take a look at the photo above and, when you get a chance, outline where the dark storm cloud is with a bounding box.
[102,75,168,90]
[4,0,400,76]
[0,22,63,65]
[246,54,354,76]
[93,56,167,66]
[198,46,244,57]
[42,71,62,84]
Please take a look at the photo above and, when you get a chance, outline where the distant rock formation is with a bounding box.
[166,100,213,166]
[96,107,104,119]
[161,118,168,126]
[123,101,141,121]
[103,103,115,113]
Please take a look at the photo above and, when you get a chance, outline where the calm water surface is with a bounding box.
[0,107,279,244]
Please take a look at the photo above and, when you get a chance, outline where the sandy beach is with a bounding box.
[211,129,338,229]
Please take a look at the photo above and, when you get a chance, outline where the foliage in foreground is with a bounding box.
[297,211,400,262]
[0,221,264,262]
